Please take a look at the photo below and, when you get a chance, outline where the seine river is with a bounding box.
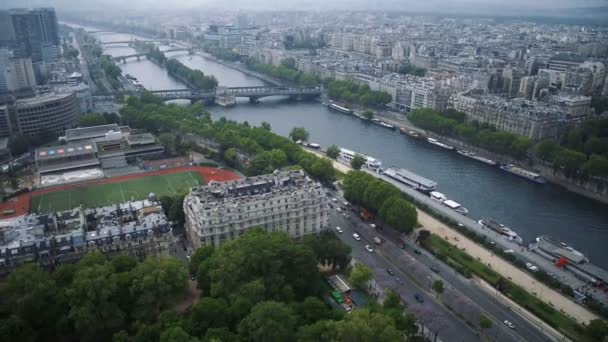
[83,27,608,268]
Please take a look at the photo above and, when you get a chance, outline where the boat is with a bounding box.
[352,112,367,120]
[371,118,395,130]
[382,167,437,193]
[307,143,321,149]
[328,103,352,114]
[400,128,422,138]
[456,150,497,166]
[427,138,454,150]
[442,199,469,215]
[430,191,447,202]
[338,147,382,172]
[499,164,545,184]
[478,219,523,244]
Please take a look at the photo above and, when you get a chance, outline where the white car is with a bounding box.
[503,320,515,329]
[365,245,374,253]
[369,223,376,229]
[352,233,361,241]
[335,226,343,233]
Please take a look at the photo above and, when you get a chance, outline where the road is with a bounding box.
[327,189,555,342]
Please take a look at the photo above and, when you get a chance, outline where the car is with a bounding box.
[414,294,424,303]
[352,233,361,241]
[335,226,343,233]
[430,265,440,273]
[503,320,515,329]
[413,249,421,255]
[186,255,191,262]
[386,268,394,276]
[365,245,374,253]
[336,207,342,213]
[373,237,382,245]
[332,198,338,202]
[369,223,377,228]
[343,213,348,218]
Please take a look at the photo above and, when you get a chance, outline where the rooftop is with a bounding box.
[63,124,121,141]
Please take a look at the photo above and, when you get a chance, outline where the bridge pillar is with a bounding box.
[249,96,260,104]
[136,56,140,61]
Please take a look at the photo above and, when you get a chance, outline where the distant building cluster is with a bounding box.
[192,15,606,140]
[184,170,329,248]
[0,199,173,274]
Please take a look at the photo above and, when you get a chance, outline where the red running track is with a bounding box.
[0,166,240,218]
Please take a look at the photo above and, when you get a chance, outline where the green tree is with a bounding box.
[189,297,231,337]
[159,133,177,156]
[363,110,374,120]
[535,139,559,161]
[349,264,373,289]
[350,154,366,170]
[432,280,444,296]
[296,320,338,342]
[160,326,196,342]
[479,314,493,331]
[289,127,310,142]
[292,297,333,326]
[223,148,239,167]
[582,154,608,177]
[584,319,608,341]
[379,196,417,234]
[248,149,288,175]
[261,121,272,131]
[79,113,108,127]
[334,309,401,341]
[553,148,587,177]
[326,145,340,159]
[238,301,297,342]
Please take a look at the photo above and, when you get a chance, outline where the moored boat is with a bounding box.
[338,147,382,172]
[456,150,497,166]
[478,219,523,244]
[382,167,437,192]
[442,199,469,215]
[499,164,545,184]
[427,138,454,150]
[328,103,352,114]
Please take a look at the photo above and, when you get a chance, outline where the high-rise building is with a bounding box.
[0,47,11,94]
[32,8,60,46]
[184,170,329,248]
[7,8,59,64]
[5,57,37,91]
[0,11,16,47]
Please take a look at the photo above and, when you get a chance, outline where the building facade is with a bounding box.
[184,170,329,248]
[9,92,80,137]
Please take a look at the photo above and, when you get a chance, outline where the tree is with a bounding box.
[584,319,608,341]
[292,297,333,326]
[326,145,340,159]
[350,154,366,170]
[223,148,239,167]
[334,309,401,341]
[261,121,272,131]
[79,113,108,127]
[432,280,444,295]
[159,133,177,156]
[189,297,230,337]
[349,264,373,289]
[238,301,297,342]
[535,139,559,161]
[379,196,417,234]
[296,320,337,342]
[289,127,310,142]
[363,110,374,120]
[479,314,493,332]
[160,327,196,342]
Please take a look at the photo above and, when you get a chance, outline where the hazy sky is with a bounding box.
[1,0,606,12]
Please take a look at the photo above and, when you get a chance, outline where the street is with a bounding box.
[327,189,553,342]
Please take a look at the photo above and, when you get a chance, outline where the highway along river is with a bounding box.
[89,28,608,268]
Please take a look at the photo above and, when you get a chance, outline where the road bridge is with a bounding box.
[111,47,198,62]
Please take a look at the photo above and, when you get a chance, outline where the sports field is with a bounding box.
[31,171,203,213]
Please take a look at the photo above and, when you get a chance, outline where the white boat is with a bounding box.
[427,138,454,150]
[500,164,546,184]
[456,150,497,166]
[370,118,395,130]
[338,147,382,172]
[329,103,352,114]
[307,143,321,149]
[382,167,437,192]
[442,199,469,215]
[430,191,447,202]
[479,219,523,244]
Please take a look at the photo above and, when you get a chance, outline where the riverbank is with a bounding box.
[192,52,282,86]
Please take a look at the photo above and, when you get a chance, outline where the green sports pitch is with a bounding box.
[31,171,204,213]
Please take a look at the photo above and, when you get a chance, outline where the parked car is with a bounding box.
[413,249,421,255]
[369,223,377,229]
[365,245,374,253]
[503,320,515,329]
[414,293,424,303]
[335,226,343,233]
[430,265,440,273]
[373,236,382,245]
[386,268,394,276]
[352,233,361,241]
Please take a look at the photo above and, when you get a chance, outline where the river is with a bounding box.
[86,27,608,268]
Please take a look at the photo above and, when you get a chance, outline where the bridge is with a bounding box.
[111,48,194,62]
[115,86,323,103]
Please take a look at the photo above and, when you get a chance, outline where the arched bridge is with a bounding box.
[122,86,322,102]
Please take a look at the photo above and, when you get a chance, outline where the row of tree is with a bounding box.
[244,58,321,86]
[342,171,418,234]
[534,118,608,178]
[408,108,532,160]
[326,80,392,109]
[78,112,121,128]
[120,94,336,184]
[165,59,218,90]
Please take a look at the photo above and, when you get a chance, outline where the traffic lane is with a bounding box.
[334,192,549,342]
[339,209,543,342]
[331,215,483,342]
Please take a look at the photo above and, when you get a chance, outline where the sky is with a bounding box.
[1,0,606,12]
